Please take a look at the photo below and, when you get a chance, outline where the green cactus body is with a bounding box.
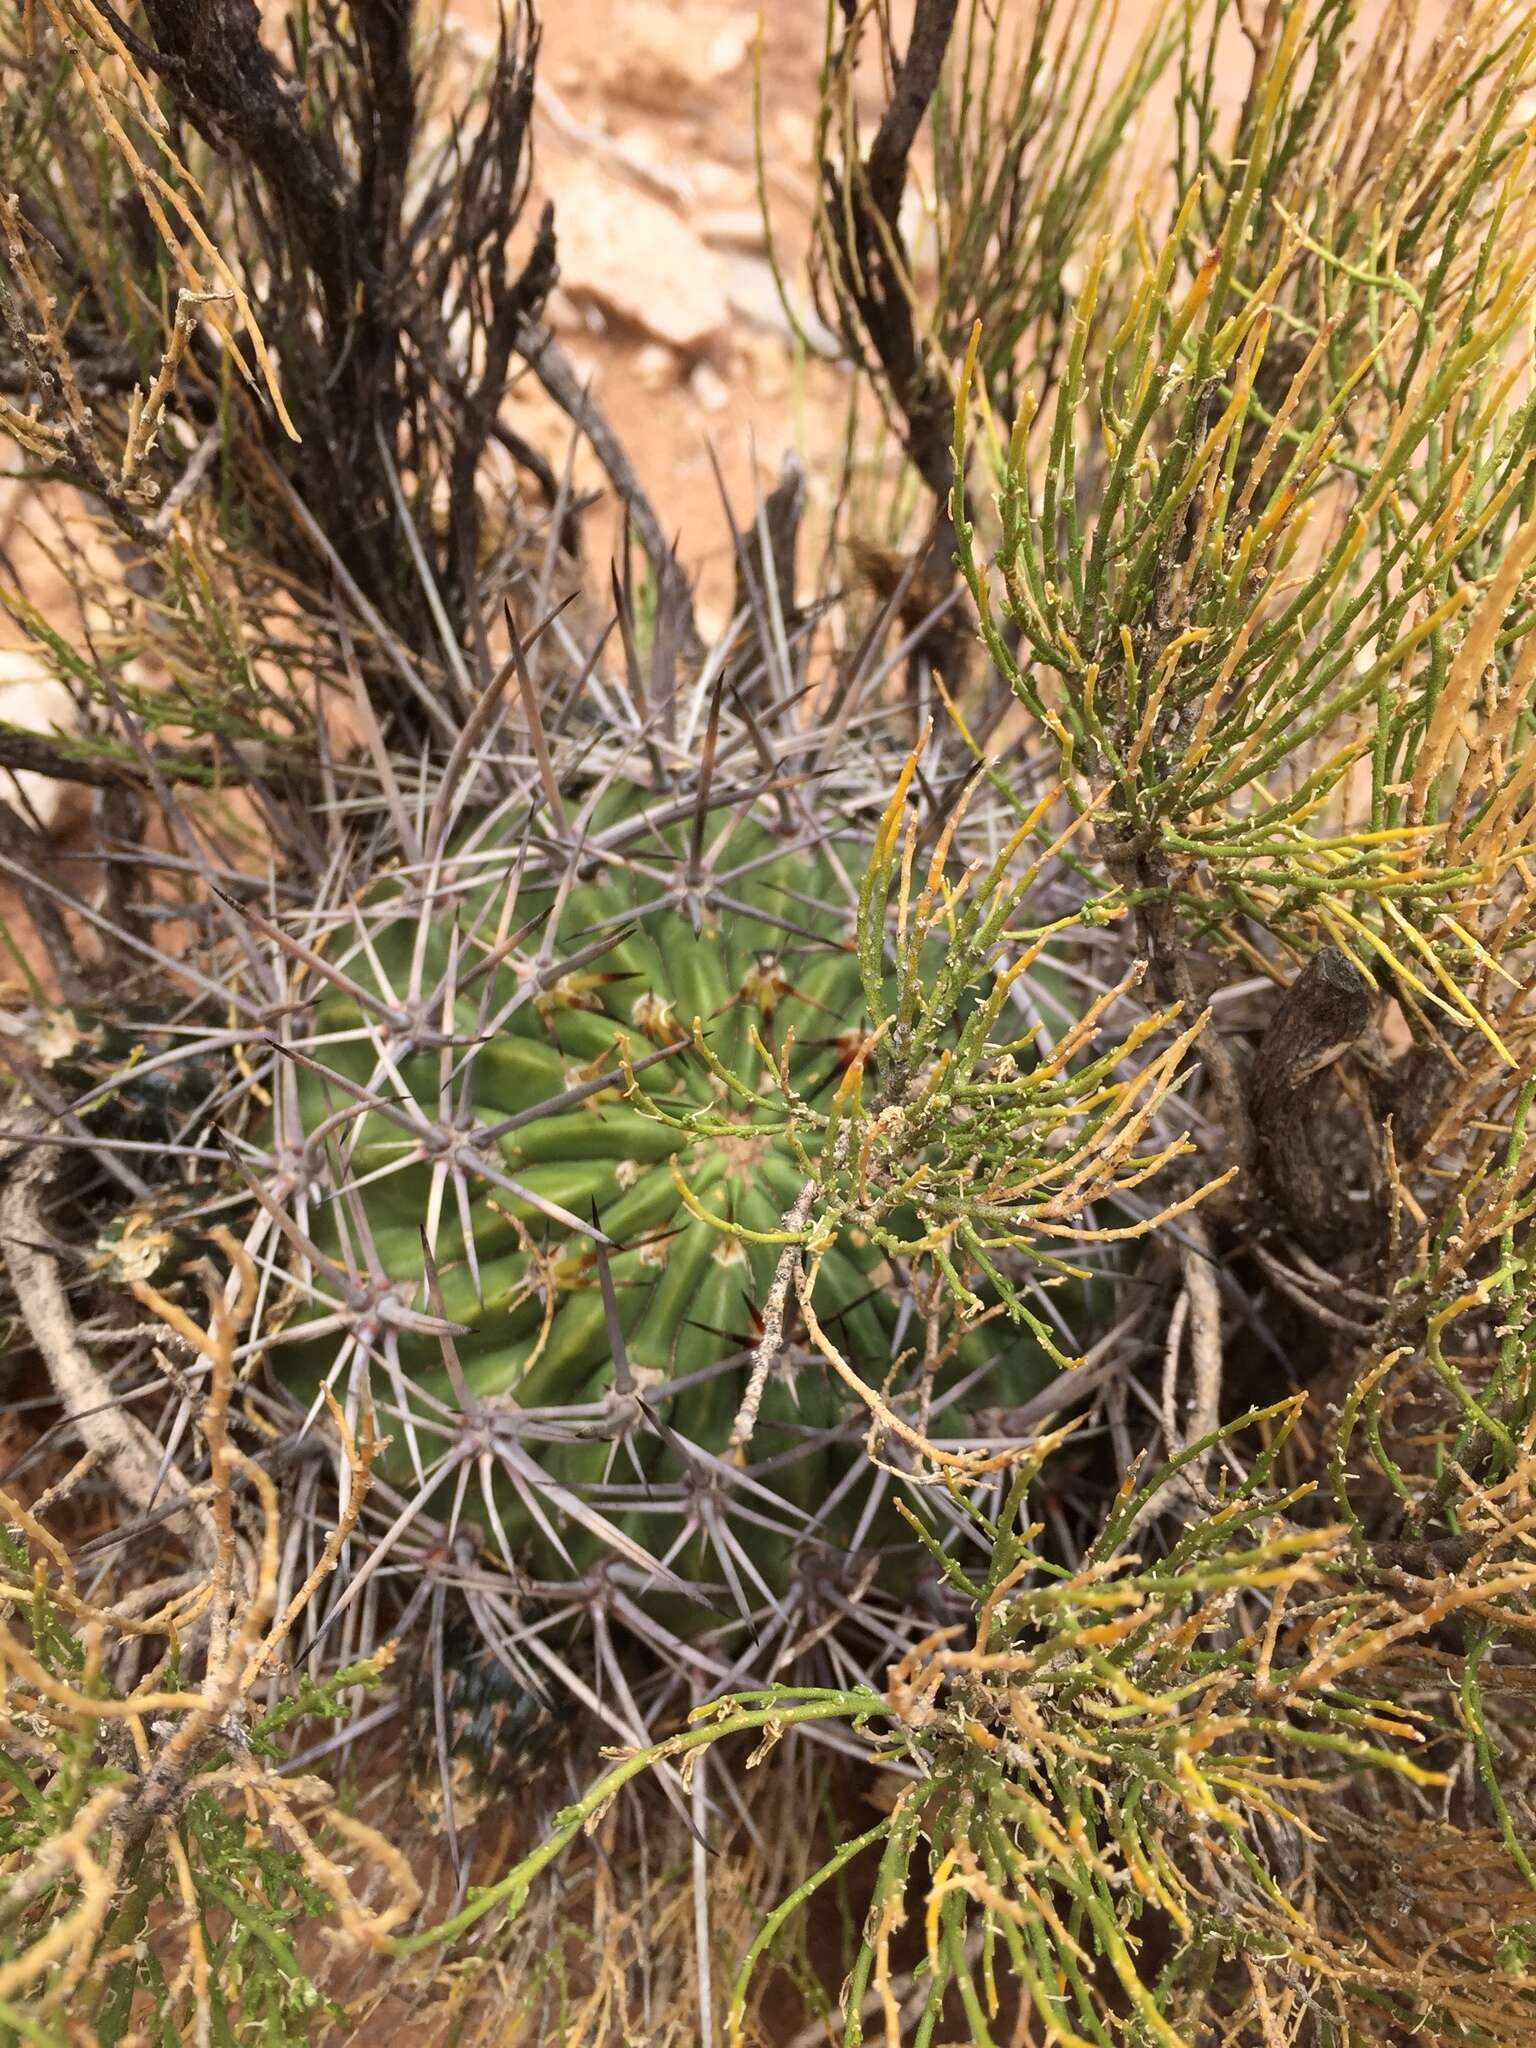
[290,791,1053,1591]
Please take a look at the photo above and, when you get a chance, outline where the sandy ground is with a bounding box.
[451,0,857,629]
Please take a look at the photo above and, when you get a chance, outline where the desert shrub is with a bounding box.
[0,1238,408,2044]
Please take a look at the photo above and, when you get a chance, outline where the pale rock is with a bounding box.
[554,163,729,355]
[543,286,590,335]
[698,207,770,254]
[608,125,696,206]
[898,187,940,288]
[545,282,610,337]
[688,360,730,414]
[773,108,815,161]
[705,20,751,77]
[616,127,667,167]
[738,332,789,400]
[561,346,600,388]
[0,653,78,833]
[723,253,841,358]
[603,3,753,99]
[722,254,787,335]
[635,342,679,388]
[692,160,750,205]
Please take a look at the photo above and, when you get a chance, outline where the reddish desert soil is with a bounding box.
[451,0,857,631]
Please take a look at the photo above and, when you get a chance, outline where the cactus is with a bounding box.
[262,682,1205,1668]
[302,797,894,1396]
[283,779,1041,1606]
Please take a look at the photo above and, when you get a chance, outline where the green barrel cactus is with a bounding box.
[286,786,1056,1608]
